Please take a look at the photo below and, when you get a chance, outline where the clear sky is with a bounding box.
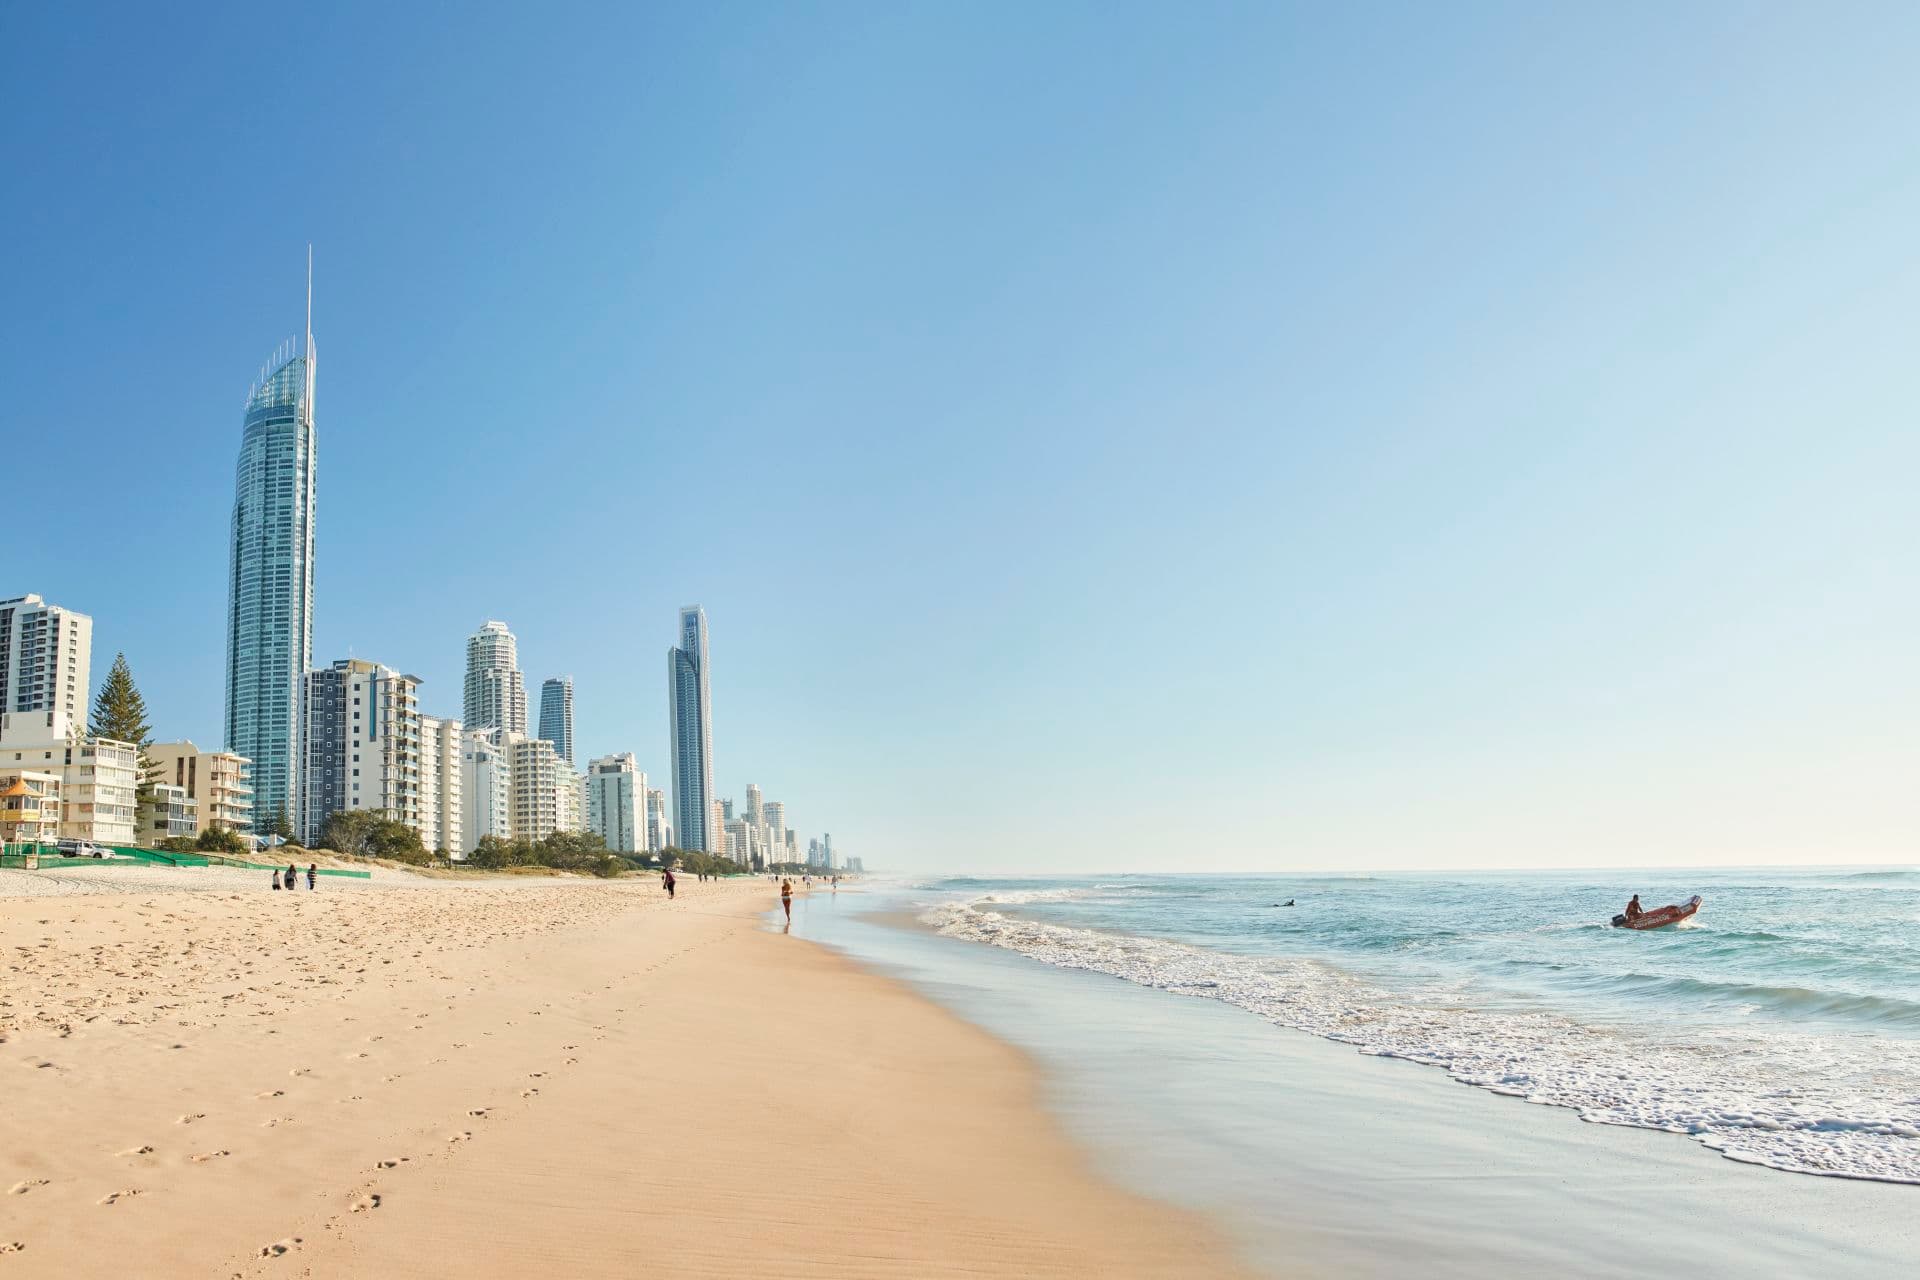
[3,3,1915,872]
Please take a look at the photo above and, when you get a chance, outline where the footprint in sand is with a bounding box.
[98,1189,142,1206]
[373,1158,408,1170]
[187,1150,230,1164]
[467,1108,491,1118]
[258,1237,302,1258]
[8,1179,49,1195]
[520,1088,539,1099]
[0,1242,24,1254]
[176,1113,206,1125]
[446,1131,472,1144]
[350,1193,382,1213]
[117,1145,155,1157]
[256,1089,284,1099]
[288,1068,311,1077]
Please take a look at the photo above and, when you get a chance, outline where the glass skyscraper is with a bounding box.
[668,606,713,853]
[225,262,316,836]
[538,675,574,766]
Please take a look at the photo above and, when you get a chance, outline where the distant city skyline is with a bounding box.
[7,6,1915,870]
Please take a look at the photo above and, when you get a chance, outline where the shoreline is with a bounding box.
[793,884,1919,1279]
[0,876,1248,1277]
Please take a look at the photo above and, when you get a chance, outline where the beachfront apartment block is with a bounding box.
[762,800,786,863]
[419,714,466,858]
[0,770,62,846]
[0,738,140,846]
[669,607,715,853]
[586,753,644,853]
[147,741,253,834]
[461,728,511,854]
[141,783,198,845]
[644,786,669,853]
[464,621,527,737]
[507,734,571,843]
[539,676,574,767]
[0,594,93,747]
[299,659,424,846]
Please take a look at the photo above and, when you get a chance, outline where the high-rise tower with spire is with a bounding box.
[225,249,318,836]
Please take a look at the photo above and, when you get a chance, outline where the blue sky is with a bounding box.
[3,3,1915,870]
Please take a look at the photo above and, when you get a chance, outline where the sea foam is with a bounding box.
[923,897,1920,1184]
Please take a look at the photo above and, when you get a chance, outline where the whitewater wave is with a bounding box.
[921,899,1920,1185]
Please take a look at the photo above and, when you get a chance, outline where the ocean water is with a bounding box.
[911,868,1920,1185]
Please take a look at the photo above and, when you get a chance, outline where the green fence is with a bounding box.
[0,842,367,878]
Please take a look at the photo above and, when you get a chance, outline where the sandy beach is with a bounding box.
[0,872,1243,1277]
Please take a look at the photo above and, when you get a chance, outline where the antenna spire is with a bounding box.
[305,243,313,358]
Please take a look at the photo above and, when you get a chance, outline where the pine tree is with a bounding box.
[89,653,152,747]
[90,653,163,842]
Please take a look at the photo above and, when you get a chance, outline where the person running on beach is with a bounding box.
[1624,893,1643,921]
[662,867,676,899]
[307,863,317,891]
[780,878,793,922]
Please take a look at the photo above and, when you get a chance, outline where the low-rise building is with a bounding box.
[64,738,138,845]
[141,783,197,845]
[147,741,253,834]
[0,770,62,847]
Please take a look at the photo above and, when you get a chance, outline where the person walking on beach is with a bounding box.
[662,867,676,899]
[286,864,298,896]
[780,877,793,923]
[307,863,317,891]
[271,868,281,890]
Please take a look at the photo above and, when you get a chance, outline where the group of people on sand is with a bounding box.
[655,867,842,925]
[271,863,317,891]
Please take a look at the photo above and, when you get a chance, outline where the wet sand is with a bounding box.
[0,875,1244,1277]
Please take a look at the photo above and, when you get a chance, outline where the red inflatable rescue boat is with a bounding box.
[1611,895,1701,930]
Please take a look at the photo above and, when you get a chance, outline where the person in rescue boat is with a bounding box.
[1623,894,1644,920]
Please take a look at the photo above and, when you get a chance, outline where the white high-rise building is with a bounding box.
[762,800,786,865]
[586,753,643,852]
[644,786,669,853]
[508,735,569,843]
[464,621,527,736]
[461,728,511,852]
[418,714,465,857]
[668,607,714,852]
[724,817,755,864]
[299,658,423,846]
[0,594,93,747]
